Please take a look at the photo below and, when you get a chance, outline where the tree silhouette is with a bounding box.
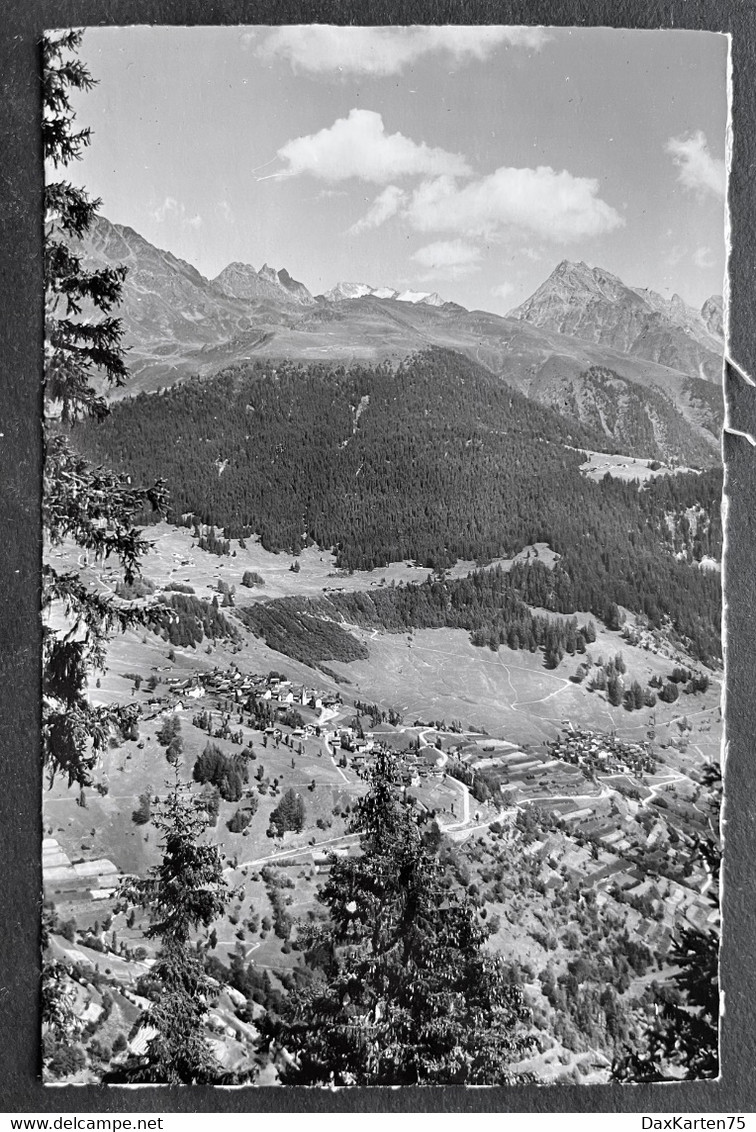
[41,905,84,1078]
[259,751,533,1085]
[269,787,306,837]
[42,29,167,788]
[108,771,230,1083]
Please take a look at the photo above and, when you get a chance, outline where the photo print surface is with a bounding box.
[41,24,726,1086]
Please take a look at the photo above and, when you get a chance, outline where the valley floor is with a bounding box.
[42,525,722,1085]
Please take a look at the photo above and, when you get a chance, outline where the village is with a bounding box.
[44,658,716,985]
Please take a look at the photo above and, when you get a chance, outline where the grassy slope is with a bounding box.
[44,523,722,1084]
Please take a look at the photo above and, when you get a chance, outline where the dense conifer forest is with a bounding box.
[73,348,722,662]
[237,602,369,667]
[241,549,720,670]
[159,593,240,648]
[72,349,626,561]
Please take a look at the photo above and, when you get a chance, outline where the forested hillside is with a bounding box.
[73,348,722,661]
[242,543,720,669]
[74,349,616,565]
[519,364,721,468]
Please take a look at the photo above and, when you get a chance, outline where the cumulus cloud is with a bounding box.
[666,131,726,200]
[411,239,482,278]
[151,196,202,228]
[151,196,178,222]
[404,166,624,242]
[278,109,471,183]
[349,186,407,234]
[255,25,549,76]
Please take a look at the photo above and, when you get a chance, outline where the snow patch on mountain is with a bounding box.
[323,282,445,306]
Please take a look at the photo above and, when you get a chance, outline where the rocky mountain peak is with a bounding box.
[213,261,314,306]
[554,259,589,276]
[508,260,723,383]
[701,295,724,338]
[224,260,256,272]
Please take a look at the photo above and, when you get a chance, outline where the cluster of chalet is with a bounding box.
[164,667,341,715]
[331,736,446,786]
[549,725,656,778]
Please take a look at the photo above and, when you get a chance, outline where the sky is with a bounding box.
[64,24,729,313]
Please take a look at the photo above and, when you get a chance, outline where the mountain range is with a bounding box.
[507,259,723,382]
[213,260,315,307]
[76,215,724,467]
[322,281,445,306]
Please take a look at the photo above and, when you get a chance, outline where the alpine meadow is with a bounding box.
[41,25,726,1087]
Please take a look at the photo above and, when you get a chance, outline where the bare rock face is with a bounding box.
[701,295,724,338]
[75,215,318,386]
[276,267,314,305]
[76,215,256,350]
[508,260,723,383]
[213,261,314,306]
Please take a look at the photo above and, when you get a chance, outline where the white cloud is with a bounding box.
[349,186,407,234]
[151,196,202,228]
[404,166,624,243]
[278,108,471,183]
[151,196,179,222]
[217,200,234,223]
[666,131,725,200]
[411,239,482,277]
[693,245,715,268]
[491,281,517,304]
[255,25,549,76]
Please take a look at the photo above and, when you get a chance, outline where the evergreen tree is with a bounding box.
[659,681,680,704]
[131,788,152,826]
[42,30,167,788]
[269,788,306,837]
[604,602,624,631]
[259,752,533,1085]
[607,672,623,707]
[109,771,230,1083]
[156,714,181,745]
[165,735,183,764]
[241,570,264,588]
[41,907,84,1079]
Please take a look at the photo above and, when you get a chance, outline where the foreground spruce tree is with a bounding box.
[259,751,533,1085]
[40,905,86,1078]
[42,29,166,788]
[107,772,230,1083]
[41,30,168,1074]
